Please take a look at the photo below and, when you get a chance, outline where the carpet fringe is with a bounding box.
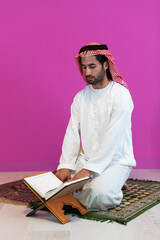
[0,197,28,206]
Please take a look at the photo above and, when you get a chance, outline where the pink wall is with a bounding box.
[0,0,159,171]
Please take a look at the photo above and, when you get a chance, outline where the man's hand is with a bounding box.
[55,168,71,182]
[70,169,91,181]
[67,169,91,192]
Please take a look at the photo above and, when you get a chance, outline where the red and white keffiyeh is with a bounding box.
[75,42,128,89]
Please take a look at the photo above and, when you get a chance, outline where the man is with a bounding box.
[55,42,136,210]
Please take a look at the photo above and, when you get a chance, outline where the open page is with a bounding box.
[45,176,90,200]
[24,172,63,198]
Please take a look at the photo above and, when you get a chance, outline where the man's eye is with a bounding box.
[90,66,95,69]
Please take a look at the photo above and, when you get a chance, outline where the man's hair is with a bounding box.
[95,55,112,80]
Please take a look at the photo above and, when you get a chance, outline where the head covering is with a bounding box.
[74,42,128,89]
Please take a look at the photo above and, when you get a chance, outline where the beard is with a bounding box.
[86,67,106,85]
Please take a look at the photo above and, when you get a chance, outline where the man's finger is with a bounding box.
[67,175,71,181]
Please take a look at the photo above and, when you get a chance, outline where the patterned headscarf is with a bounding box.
[74,42,128,89]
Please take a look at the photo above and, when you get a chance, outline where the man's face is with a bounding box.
[81,55,106,85]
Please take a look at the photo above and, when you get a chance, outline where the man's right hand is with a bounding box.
[55,168,71,182]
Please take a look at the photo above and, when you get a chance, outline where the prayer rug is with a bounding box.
[0,179,160,225]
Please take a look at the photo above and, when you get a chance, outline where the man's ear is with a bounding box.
[103,60,109,70]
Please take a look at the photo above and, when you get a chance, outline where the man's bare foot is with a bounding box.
[122,183,129,190]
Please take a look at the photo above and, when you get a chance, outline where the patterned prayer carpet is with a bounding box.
[0,179,160,225]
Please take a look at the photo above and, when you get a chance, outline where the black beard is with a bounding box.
[86,67,106,85]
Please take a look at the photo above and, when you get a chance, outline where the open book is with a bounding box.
[23,172,90,201]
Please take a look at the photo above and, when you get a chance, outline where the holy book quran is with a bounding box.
[23,172,90,201]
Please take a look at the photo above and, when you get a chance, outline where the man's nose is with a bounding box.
[85,67,91,75]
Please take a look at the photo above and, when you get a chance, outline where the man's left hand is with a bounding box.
[67,169,91,192]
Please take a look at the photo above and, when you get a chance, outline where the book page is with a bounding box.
[63,176,90,186]
[45,176,90,200]
[24,172,62,197]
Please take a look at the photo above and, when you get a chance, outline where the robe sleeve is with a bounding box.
[57,93,81,171]
[83,88,134,174]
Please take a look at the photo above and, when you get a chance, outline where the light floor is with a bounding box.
[0,169,160,240]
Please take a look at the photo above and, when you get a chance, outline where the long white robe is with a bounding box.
[57,81,136,209]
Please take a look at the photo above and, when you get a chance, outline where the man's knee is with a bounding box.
[87,182,123,209]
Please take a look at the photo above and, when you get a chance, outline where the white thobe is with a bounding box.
[57,81,136,210]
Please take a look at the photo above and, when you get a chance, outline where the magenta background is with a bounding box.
[0,0,159,171]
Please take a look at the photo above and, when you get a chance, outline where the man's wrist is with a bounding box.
[82,168,96,178]
[82,169,91,174]
[83,168,97,179]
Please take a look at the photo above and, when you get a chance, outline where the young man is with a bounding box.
[55,42,136,210]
